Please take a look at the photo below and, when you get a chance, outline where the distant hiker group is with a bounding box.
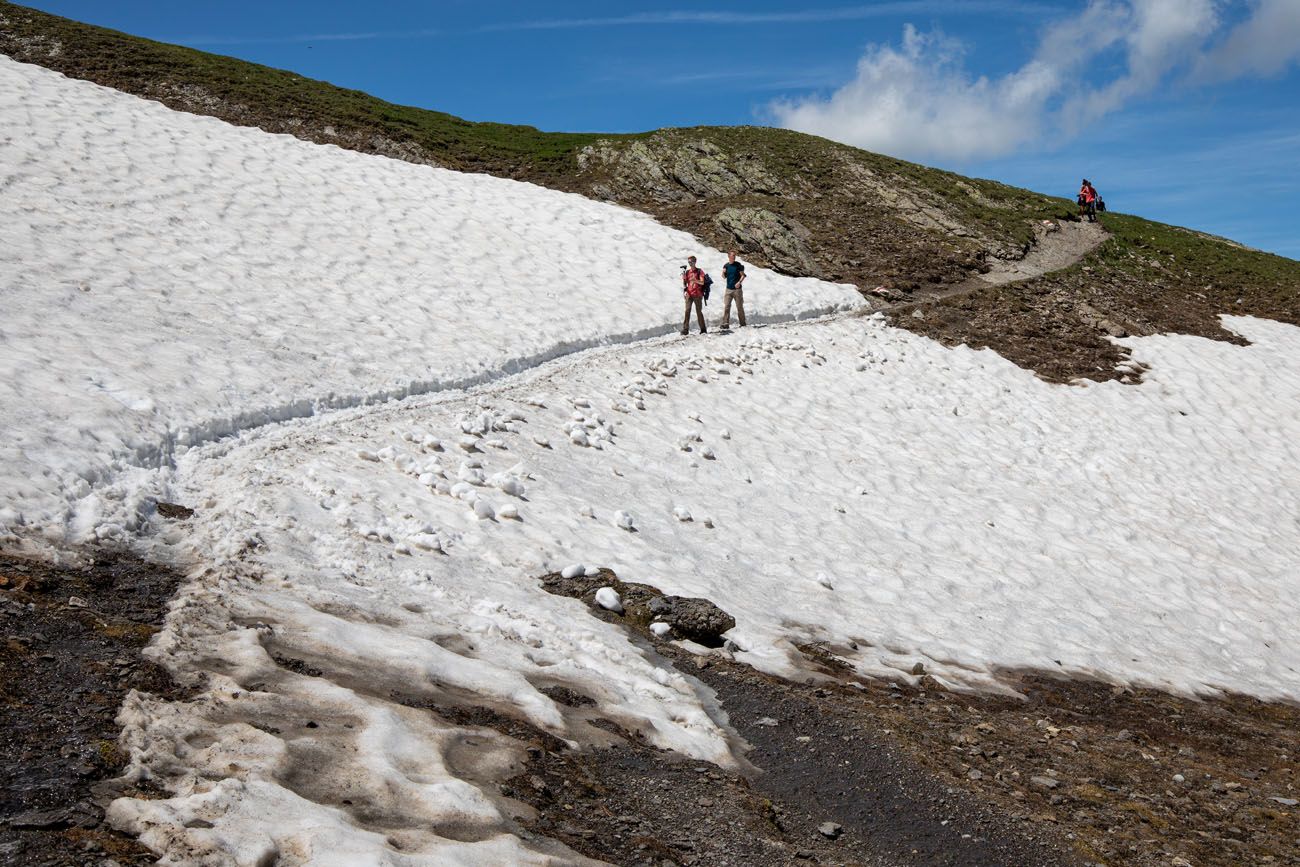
[1078,179,1105,223]
[679,251,746,336]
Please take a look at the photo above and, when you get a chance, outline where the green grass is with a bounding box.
[1093,213,1300,310]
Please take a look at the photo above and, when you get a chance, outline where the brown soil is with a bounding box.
[538,571,1300,867]
[890,215,1300,384]
[0,552,183,866]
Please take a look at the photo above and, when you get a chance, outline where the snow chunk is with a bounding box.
[595,586,623,613]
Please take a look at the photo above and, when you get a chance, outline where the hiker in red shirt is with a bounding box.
[680,255,708,335]
[1079,179,1098,222]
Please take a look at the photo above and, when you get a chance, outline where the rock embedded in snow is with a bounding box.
[594,586,623,613]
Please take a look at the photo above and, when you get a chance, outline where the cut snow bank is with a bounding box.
[0,55,857,548]
[115,313,1300,864]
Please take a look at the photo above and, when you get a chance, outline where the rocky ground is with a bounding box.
[540,571,1300,867]
[0,551,182,867]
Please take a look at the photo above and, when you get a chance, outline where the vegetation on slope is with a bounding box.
[2,0,1296,382]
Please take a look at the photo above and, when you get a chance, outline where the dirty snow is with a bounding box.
[4,54,1300,866]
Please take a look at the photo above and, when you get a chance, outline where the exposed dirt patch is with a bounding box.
[544,570,1300,866]
[0,552,183,866]
[539,570,1079,866]
[890,214,1299,383]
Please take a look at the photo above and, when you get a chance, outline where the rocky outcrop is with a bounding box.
[578,136,787,203]
[541,569,736,648]
[714,207,823,278]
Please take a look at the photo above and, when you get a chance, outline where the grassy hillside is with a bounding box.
[2,0,1296,382]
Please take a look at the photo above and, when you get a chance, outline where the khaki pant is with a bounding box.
[681,295,706,334]
[721,287,746,329]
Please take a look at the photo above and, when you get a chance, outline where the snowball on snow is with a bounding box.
[595,586,623,613]
[497,503,519,520]
[613,510,635,531]
[560,564,584,579]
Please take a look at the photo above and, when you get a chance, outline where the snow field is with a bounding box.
[118,313,1300,863]
[0,56,856,549]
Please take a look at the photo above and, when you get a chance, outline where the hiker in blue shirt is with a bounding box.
[719,251,746,330]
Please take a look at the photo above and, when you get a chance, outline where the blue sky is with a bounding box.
[21,0,1300,259]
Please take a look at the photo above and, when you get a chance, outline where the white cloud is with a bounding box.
[1195,0,1300,81]
[769,24,1065,161]
[771,0,1291,162]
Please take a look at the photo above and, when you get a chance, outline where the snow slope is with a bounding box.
[0,56,854,549]
[112,314,1300,864]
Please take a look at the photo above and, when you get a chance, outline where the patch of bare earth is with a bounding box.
[533,571,1300,866]
[0,550,184,866]
[889,216,1299,384]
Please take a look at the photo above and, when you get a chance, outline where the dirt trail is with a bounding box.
[971,220,1109,288]
[865,219,1110,312]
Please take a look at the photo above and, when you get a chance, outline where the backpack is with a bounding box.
[702,273,713,303]
[1096,197,1106,213]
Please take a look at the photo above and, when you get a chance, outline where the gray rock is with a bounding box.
[661,595,736,647]
[577,136,786,203]
[1030,775,1060,790]
[818,821,843,839]
[714,207,822,277]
